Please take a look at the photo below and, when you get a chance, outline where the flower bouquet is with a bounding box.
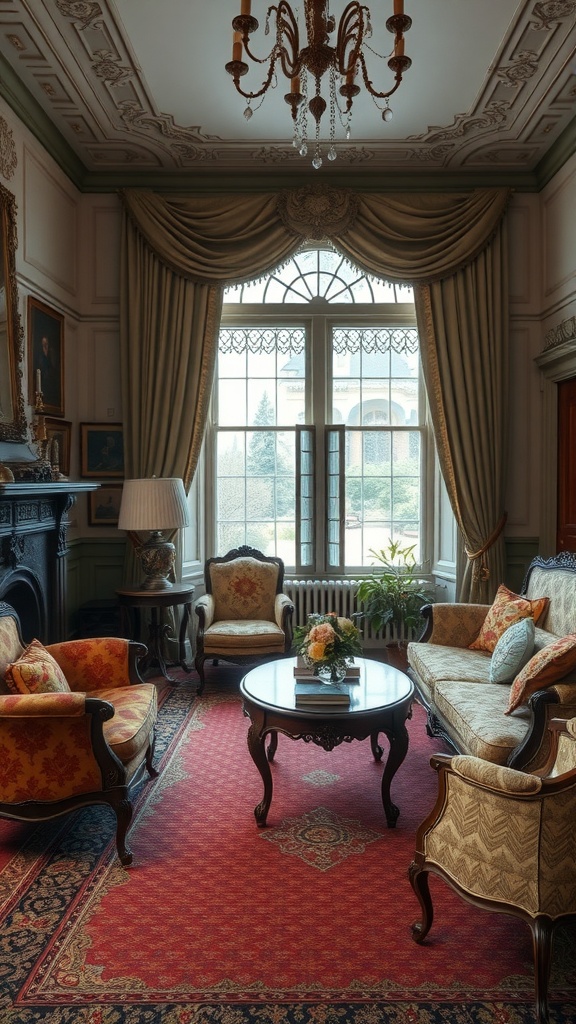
[293,612,363,682]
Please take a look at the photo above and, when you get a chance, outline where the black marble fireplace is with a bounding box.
[0,482,98,643]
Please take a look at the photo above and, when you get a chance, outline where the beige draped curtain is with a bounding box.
[120,184,510,601]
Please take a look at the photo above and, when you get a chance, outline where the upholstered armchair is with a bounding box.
[0,602,158,866]
[409,716,576,1024]
[194,545,294,694]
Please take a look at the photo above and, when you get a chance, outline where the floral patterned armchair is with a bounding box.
[409,716,576,1024]
[194,545,294,694]
[0,602,158,866]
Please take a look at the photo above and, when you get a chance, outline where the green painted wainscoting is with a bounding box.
[504,537,541,595]
[65,535,542,641]
[66,537,127,638]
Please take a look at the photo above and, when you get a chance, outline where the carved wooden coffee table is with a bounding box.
[240,656,414,828]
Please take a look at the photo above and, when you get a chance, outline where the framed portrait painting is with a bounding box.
[80,423,124,478]
[45,418,71,476]
[88,484,123,526]
[28,297,65,417]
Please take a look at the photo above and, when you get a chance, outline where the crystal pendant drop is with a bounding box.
[312,154,323,169]
[382,106,393,123]
[299,143,308,157]
[327,146,337,161]
[243,107,253,121]
[345,125,351,140]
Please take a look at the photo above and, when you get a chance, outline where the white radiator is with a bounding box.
[284,578,402,647]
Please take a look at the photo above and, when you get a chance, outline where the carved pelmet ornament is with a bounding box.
[276,185,359,241]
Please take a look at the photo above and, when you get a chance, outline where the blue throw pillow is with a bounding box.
[489,616,535,684]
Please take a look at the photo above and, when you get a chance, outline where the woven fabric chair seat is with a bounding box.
[204,620,285,651]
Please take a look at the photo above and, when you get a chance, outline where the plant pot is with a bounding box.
[384,640,409,673]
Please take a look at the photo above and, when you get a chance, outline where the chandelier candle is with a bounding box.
[225,0,412,169]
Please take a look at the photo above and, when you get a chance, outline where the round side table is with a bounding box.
[116,584,194,683]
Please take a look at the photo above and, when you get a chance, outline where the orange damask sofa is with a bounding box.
[0,601,158,866]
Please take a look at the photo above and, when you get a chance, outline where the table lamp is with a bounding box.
[118,477,190,591]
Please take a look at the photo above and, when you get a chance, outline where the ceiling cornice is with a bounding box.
[0,52,84,186]
[1,50,573,197]
[534,112,576,189]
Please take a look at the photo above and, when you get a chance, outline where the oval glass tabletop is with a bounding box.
[240,656,413,714]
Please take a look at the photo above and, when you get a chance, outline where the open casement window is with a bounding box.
[296,425,315,572]
[326,426,345,573]
[212,247,430,575]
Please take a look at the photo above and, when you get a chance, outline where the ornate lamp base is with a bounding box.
[138,531,176,591]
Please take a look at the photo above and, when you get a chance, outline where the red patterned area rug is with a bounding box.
[1,665,575,1024]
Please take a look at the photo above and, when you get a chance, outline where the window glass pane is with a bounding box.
[247,350,277,378]
[218,523,246,552]
[218,477,245,521]
[218,379,246,426]
[217,432,246,473]
[246,476,275,519]
[217,249,422,571]
[247,383,277,425]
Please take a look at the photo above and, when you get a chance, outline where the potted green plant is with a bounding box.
[354,540,436,670]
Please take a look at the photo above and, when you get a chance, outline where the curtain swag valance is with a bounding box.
[120,182,511,604]
[120,185,511,287]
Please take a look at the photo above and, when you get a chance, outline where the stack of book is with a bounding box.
[293,661,360,680]
[294,681,350,708]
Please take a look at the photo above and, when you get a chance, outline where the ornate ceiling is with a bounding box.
[0,0,575,191]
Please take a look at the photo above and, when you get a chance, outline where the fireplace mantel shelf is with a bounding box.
[0,481,99,496]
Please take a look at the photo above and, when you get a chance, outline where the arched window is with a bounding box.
[210,248,426,573]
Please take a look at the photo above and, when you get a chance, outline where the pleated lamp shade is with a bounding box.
[118,477,190,590]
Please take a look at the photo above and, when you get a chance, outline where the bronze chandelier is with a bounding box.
[225,0,412,168]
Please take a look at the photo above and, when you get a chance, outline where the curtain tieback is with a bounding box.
[465,512,507,582]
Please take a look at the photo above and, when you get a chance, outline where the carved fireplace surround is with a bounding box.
[0,481,97,643]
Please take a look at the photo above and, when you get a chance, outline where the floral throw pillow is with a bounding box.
[505,634,576,714]
[489,616,535,684]
[5,639,70,695]
[469,584,549,654]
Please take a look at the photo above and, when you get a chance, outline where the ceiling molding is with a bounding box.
[0,2,574,194]
[0,52,84,186]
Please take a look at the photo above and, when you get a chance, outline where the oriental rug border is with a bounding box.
[0,681,575,1024]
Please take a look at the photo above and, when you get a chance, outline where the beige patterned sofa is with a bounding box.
[407,553,576,771]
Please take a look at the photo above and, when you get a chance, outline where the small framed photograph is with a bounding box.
[80,423,124,478]
[28,297,65,417]
[88,484,123,526]
[45,418,71,476]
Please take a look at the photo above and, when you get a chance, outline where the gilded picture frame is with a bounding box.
[80,423,124,478]
[45,417,71,476]
[27,297,65,417]
[88,484,123,526]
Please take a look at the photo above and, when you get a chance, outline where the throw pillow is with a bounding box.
[5,639,70,695]
[469,584,549,653]
[505,633,576,714]
[489,616,535,684]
